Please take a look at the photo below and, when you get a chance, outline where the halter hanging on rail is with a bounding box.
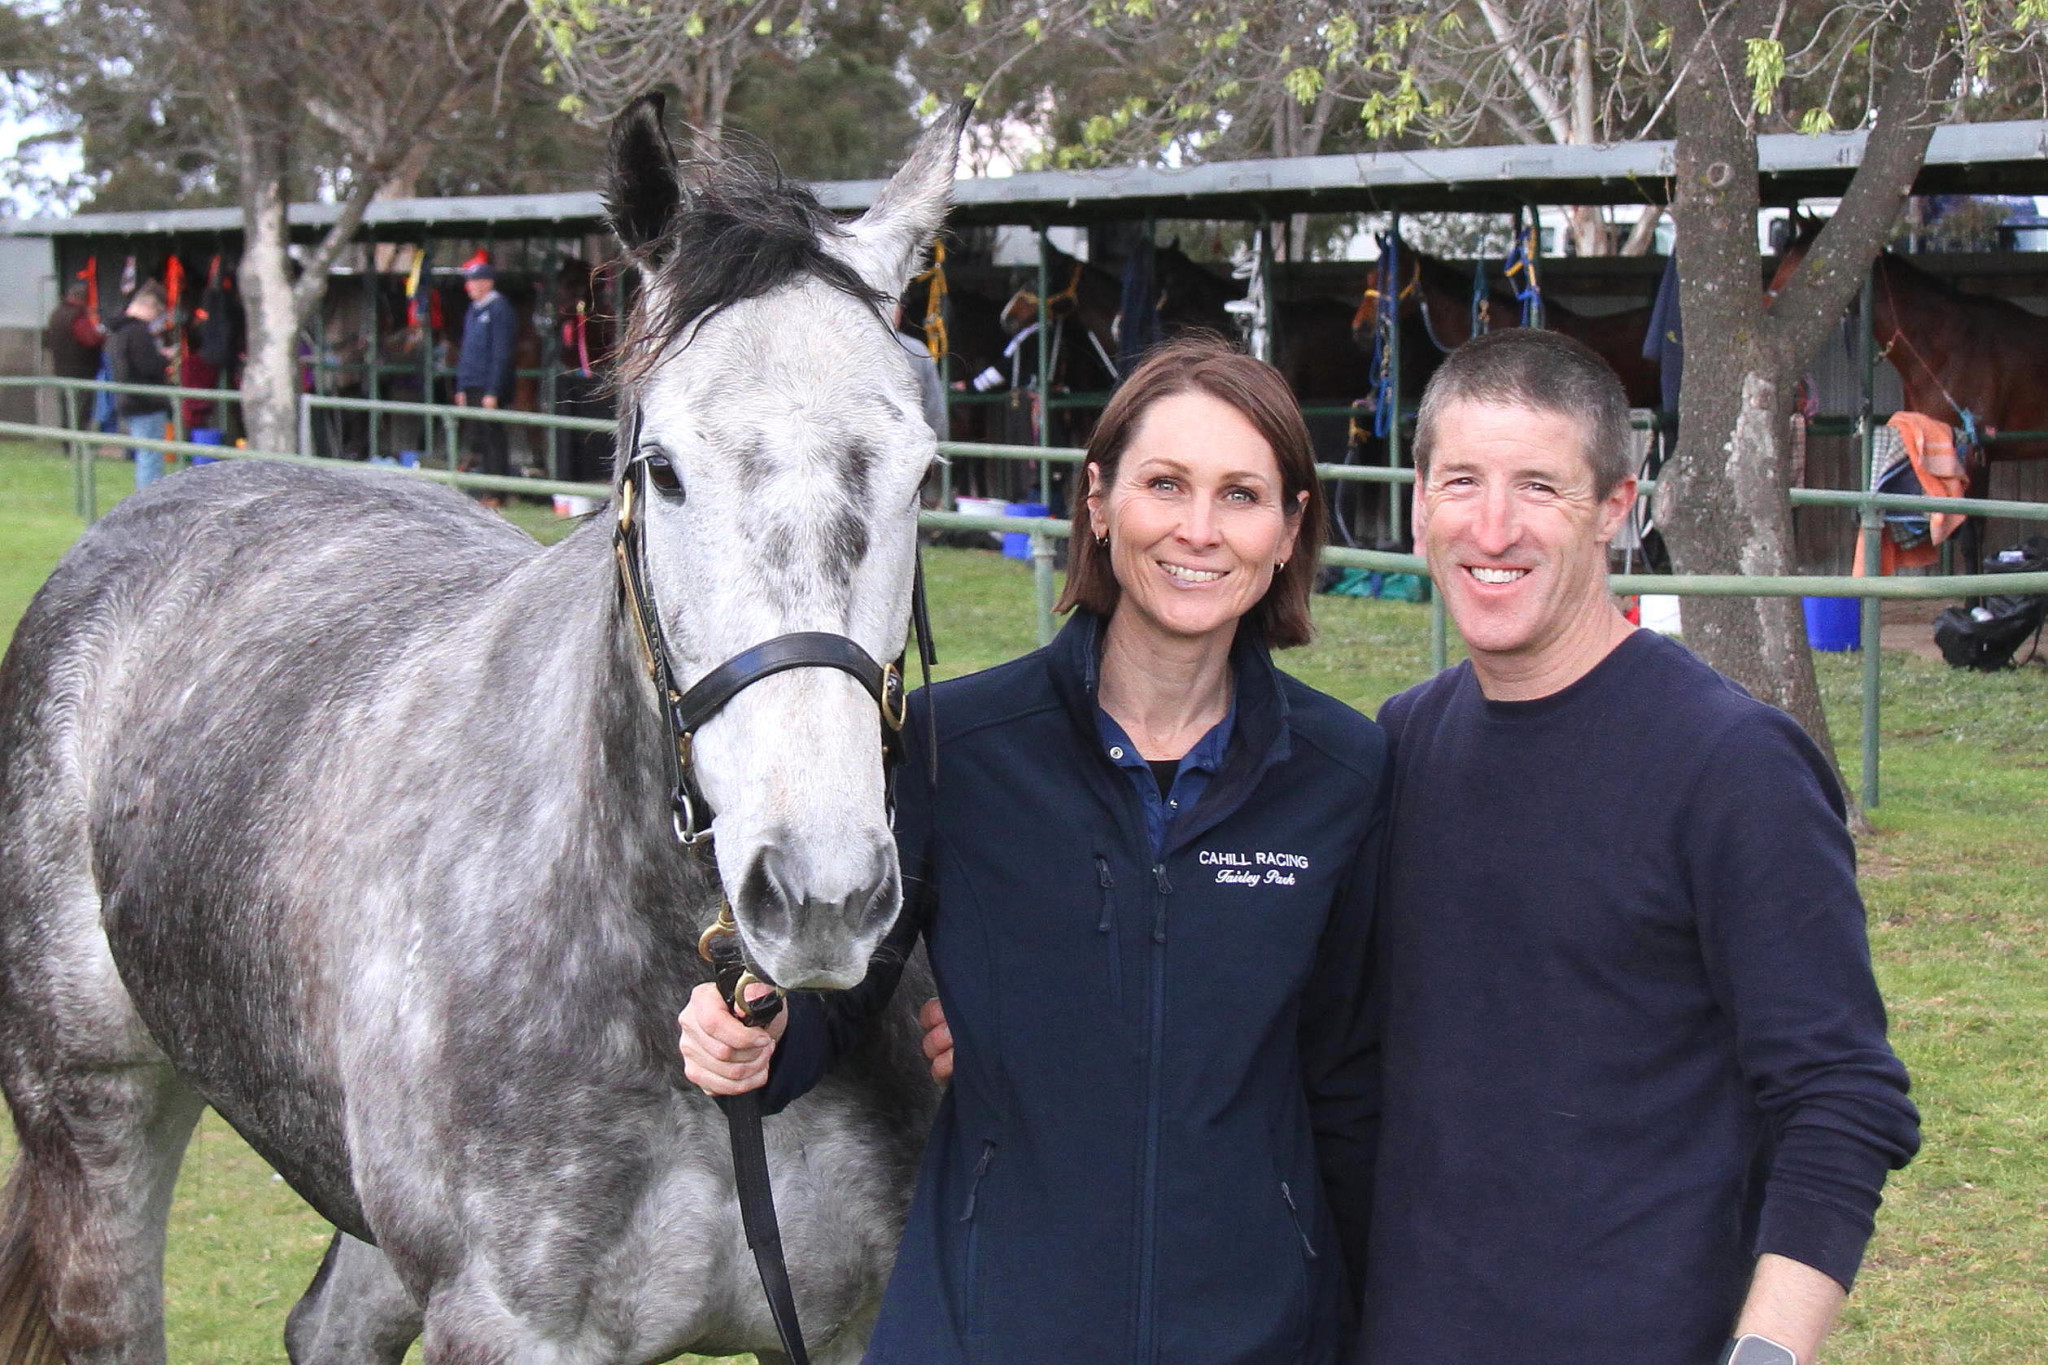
[1365,233,1414,438]
[1503,222,1545,327]
[911,240,950,362]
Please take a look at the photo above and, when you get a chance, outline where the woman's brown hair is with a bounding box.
[1056,332,1324,648]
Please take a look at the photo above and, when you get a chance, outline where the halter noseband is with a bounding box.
[610,406,934,1023]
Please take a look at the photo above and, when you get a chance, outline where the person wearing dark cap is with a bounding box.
[454,257,518,494]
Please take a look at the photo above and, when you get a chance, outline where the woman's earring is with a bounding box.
[1097,534,1110,548]
[1275,560,1287,572]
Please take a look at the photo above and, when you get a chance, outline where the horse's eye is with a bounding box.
[643,452,683,497]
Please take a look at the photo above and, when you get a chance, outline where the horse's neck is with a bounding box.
[1874,257,1981,415]
[505,517,723,940]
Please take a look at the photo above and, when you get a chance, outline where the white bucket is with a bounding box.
[1639,594,1683,635]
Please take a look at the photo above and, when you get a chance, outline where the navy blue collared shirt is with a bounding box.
[1093,702,1236,858]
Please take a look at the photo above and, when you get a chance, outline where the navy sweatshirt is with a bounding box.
[1363,630,1920,1365]
[763,612,1388,1365]
[455,291,517,400]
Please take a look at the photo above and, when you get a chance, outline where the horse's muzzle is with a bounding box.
[731,830,899,990]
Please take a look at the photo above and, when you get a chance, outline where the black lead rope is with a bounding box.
[613,402,938,1365]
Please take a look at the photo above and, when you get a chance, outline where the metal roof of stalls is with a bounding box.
[11,118,2048,242]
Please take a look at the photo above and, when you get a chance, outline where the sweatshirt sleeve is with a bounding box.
[759,695,938,1115]
[1687,709,1920,1290]
[1298,756,1389,1307]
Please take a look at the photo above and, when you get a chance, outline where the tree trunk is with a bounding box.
[233,116,305,456]
[1654,0,1958,824]
[1656,0,1850,801]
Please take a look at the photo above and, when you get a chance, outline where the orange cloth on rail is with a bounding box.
[1853,411,1970,576]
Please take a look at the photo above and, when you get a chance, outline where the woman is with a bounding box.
[680,334,1387,1364]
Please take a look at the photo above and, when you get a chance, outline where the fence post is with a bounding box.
[1429,586,1448,674]
[1858,272,1882,810]
[1035,224,1052,509]
[1031,530,1057,646]
[64,386,83,519]
[1385,210,1405,548]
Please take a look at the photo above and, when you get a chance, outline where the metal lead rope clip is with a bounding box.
[697,902,784,1027]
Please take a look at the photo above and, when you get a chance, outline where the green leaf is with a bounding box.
[754,16,772,35]
[962,0,983,23]
[1024,16,1043,39]
[1652,24,1671,50]
[915,92,941,118]
[1798,107,1836,135]
[1744,36,1784,116]
[1283,66,1324,105]
[684,10,705,37]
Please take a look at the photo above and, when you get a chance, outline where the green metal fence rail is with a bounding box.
[7,373,2047,810]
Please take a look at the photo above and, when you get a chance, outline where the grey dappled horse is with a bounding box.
[0,96,962,1364]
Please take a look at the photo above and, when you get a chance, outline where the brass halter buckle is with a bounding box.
[881,660,908,733]
[697,902,785,1028]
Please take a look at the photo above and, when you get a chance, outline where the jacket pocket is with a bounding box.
[960,1139,997,1339]
[1094,856,1122,1015]
[1279,1180,1317,1356]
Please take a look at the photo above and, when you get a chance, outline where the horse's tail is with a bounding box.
[0,1166,64,1364]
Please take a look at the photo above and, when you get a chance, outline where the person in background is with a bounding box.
[105,283,172,490]
[43,280,103,427]
[895,302,947,439]
[180,319,221,436]
[454,259,518,502]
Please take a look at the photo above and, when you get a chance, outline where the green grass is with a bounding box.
[1,444,2043,1362]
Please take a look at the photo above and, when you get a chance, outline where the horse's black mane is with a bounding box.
[614,149,887,389]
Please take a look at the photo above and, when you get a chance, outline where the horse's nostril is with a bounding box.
[740,845,798,942]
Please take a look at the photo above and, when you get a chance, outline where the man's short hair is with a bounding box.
[1412,329,1633,497]
[129,281,166,309]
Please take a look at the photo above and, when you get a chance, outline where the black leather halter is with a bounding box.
[611,411,933,860]
[611,406,936,1365]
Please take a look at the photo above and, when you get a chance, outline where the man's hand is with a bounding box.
[453,391,468,407]
[678,981,789,1096]
[481,394,499,410]
[919,997,953,1084]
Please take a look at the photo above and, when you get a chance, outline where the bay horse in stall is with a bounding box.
[1770,220,2048,465]
[0,95,963,1365]
[1351,244,1662,408]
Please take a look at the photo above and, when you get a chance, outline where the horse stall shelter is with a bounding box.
[7,118,2048,565]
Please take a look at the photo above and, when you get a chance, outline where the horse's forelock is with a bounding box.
[613,154,888,395]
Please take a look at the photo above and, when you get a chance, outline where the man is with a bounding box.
[454,258,518,491]
[895,302,948,439]
[43,279,104,423]
[104,283,172,490]
[1365,327,1919,1365]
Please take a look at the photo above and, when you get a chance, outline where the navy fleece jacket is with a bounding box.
[763,612,1388,1365]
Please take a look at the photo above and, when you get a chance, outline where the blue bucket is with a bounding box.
[188,427,224,465]
[1002,502,1050,560]
[1803,596,1862,652]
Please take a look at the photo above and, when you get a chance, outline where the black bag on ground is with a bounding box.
[1933,535,2048,670]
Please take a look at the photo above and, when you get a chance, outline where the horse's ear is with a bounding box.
[605,93,683,258]
[834,100,972,298]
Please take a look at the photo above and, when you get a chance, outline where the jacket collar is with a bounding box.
[1046,610,1292,853]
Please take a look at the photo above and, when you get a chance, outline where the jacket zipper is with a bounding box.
[1095,855,1121,1015]
[1279,1180,1318,1259]
[1135,860,1172,1365]
[960,1139,997,1333]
